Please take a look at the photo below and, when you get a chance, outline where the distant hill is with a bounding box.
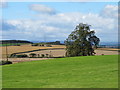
[46,41,64,45]
[0,40,33,44]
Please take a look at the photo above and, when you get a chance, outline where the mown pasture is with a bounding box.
[2,55,118,88]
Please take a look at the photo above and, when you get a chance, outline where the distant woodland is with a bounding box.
[0,40,33,44]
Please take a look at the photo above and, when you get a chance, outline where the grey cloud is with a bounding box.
[29,4,56,15]
[0,1,7,8]
[1,20,16,31]
[100,5,118,18]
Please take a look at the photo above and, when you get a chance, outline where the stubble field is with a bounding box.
[1,44,119,63]
[0,44,65,58]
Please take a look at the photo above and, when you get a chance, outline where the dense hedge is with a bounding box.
[16,54,28,58]
[10,54,28,58]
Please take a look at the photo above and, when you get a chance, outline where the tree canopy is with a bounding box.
[65,23,100,57]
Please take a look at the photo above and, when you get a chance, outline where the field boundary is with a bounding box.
[12,48,65,55]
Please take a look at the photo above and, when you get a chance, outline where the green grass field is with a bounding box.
[0,43,29,46]
[2,55,118,88]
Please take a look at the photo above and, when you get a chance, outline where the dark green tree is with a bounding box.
[65,23,100,57]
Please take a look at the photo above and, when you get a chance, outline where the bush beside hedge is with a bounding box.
[0,61,12,65]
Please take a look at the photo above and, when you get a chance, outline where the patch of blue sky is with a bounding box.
[1,2,118,20]
[2,2,35,20]
[37,2,117,13]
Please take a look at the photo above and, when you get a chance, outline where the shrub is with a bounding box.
[37,54,40,57]
[41,44,44,46]
[32,43,38,46]
[0,61,12,65]
[41,54,45,58]
[16,44,20,46]
[29,53,37,58]
[45,54,49,57]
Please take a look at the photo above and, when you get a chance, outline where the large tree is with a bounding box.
[65,23,100,57]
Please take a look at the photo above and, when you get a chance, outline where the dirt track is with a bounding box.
[20,48,118,57]
[3,58,53,64]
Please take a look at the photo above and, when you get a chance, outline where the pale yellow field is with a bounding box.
[1,44,119,63]
[0,44,66,58]
[0,44,119,59]
[97,48,120,51]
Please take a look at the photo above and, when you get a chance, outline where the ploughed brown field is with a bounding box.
[0,44,119,63]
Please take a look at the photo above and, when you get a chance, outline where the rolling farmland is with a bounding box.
[1,44,119,63]
[1,44,66,58]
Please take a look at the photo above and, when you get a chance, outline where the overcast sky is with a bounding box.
[0,2,118,42]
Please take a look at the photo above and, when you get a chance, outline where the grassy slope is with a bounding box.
[0,43,28,46]
[2,55,118,88]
